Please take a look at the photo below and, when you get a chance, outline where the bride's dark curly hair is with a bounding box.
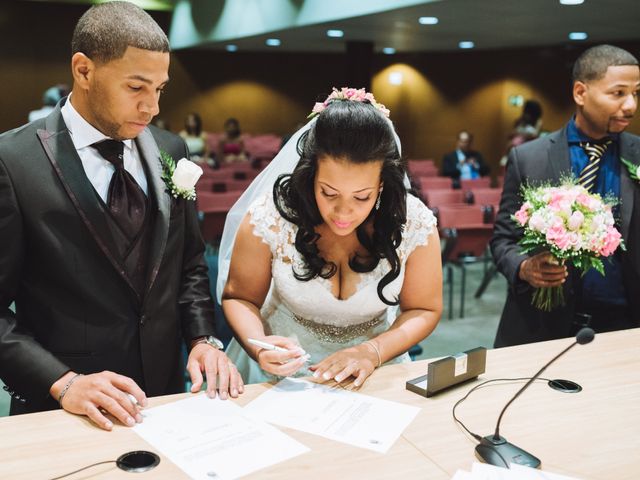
[273,100,407,305]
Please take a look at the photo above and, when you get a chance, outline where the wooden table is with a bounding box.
[1,329,637,479]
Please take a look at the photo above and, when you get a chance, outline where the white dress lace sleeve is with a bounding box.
[247,192,297,261]
[398,194,437,262]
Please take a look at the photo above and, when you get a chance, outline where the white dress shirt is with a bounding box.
[60,95,148,203]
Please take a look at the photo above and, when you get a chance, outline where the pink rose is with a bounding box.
[514,205,530,226]
[546,222,571,250]
[599,227,622,257]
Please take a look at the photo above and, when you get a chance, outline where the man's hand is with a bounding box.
[518,252,568,288]
[187,345,244,400]
[50,371,146,431]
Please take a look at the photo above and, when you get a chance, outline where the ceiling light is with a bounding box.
[419,16,439,25]
[568,32,588,40]
[559,0,584,5]
[389,72,403,85]
[382,47,396,55]
[327,29,344,38]
[225,44,238,52]
[265,38,281,47]
[459,41,475,49]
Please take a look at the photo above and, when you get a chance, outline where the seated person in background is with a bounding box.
[441,130,490,186]
[219,90,442,386]
[28,84,70,122]
[179,112,210,164]
[218,117,248,164]
[500,99,544,169]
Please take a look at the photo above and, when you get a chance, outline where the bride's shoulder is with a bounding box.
[248,192,295,249]
[405,193,436,230]
[401,193,437,252]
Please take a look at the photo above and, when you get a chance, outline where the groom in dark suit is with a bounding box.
[0,2,243,429]
[491,44,640,347]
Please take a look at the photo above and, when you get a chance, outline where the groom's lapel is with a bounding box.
[619,132,640,241]
[136,128,171,297]
[546,127,571,182]
[37,106,138,295]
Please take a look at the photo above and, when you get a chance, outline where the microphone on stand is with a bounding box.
[475,327,595,468]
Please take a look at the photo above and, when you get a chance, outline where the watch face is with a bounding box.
[206,336,224,349]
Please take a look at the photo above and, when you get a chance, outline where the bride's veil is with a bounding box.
[216,118,316,303]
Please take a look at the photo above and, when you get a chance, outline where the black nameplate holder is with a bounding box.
[406,347,486,397]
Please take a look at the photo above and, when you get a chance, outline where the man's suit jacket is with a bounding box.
[441,150,490,180]
[0,103,216,413]
[491,126,640,347]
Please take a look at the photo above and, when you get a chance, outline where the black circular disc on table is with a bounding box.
[116,451,160,473]
[548,379,582,393]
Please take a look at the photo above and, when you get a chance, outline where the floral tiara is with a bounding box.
[308,87,390,119]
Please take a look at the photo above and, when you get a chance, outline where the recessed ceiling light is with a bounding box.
[389,72,403,85]
[225,44,238,52]
[265,38,281,47]
[559,0,584,5]
[459,41,475,49]
[568,32,588,40]
[327,29,344,38]
[419,16,439,25]
[382,47,396,55]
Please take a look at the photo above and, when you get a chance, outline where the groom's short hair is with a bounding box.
[71,1,170,64]
[572,45,638,83]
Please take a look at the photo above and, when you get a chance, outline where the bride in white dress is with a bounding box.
[219,89,442,386]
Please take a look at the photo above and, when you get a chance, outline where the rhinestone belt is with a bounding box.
[291,313,385,344]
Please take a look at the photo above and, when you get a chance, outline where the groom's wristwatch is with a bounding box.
[191,335,224,350]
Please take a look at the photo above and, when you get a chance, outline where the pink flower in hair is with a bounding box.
[308,87,391,119]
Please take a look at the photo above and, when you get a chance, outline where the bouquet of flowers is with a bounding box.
[513,180,624,311]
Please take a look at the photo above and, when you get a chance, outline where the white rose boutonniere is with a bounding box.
[621,157,640,183]
[160,150,203,200]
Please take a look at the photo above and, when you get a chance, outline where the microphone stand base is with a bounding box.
[475,435,541,469]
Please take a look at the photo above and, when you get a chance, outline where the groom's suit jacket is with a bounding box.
[0,101,216,413]
[491,126,640,347]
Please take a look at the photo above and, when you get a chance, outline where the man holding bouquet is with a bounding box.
[0,1,243,427]
[491,44,640,347]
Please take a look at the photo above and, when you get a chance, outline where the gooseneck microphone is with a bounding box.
[476,327,595,468]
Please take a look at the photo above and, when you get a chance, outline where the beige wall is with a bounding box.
[1,2,639,176]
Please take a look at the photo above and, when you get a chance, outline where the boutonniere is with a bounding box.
[620,157,640,183]
[159,150,203,200]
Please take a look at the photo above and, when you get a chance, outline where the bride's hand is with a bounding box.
[310,343,379,387]
[254,335,309,377]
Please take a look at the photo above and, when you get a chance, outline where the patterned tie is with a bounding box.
[578,139,612,193]
[92,140,147,241]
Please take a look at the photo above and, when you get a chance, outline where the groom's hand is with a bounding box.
[50,370,146,431]
[187,345,244,400]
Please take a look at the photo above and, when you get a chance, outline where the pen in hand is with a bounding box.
[247,338,311,362]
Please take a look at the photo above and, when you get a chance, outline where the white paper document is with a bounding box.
[133,394,309,480]
[450,462,584,480]
[244,378,420,453]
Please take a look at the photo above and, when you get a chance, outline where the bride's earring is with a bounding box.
[375,188,383,210]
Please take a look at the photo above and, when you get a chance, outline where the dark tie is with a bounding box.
[579,140,612,193]
[92,140,147,241]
